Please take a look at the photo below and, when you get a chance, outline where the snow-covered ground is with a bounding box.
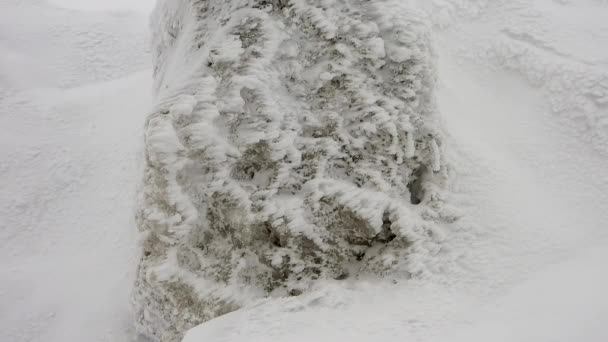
[2,1,608,342]
[0,1,154,341]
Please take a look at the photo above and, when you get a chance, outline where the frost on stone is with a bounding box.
[133,0,448,341]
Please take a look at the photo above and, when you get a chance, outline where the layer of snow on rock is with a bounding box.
[133,0,450,341]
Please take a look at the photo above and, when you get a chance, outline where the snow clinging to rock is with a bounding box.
[133,1,448,341]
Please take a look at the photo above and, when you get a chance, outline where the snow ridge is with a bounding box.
[133,1,447,341]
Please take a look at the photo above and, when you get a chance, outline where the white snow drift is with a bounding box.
[0,1,153,342]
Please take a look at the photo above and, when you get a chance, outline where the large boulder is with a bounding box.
[133,1,447,341]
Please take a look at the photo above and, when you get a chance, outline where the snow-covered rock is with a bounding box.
[133,1,447,340]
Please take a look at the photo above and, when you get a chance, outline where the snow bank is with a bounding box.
[0,1,152,341]
[133,1,447,340]
[443,246,608,342]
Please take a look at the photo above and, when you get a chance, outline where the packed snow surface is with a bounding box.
[0,1,153,341]
[1,0,608,342]
[48,0,155,12]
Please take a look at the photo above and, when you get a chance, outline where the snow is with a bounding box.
[2,0,608,342]
[444,246,608,342]
[0,1,152,342]
[47,0,155,12]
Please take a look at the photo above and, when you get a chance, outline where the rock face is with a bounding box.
[133,0,447,341]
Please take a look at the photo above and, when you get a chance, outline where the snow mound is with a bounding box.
[133,1,448,340]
